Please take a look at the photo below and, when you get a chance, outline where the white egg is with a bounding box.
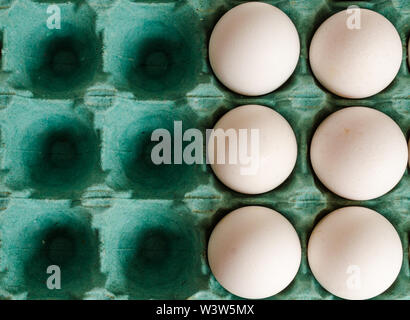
[209,2,300,96]
[208,206,301,299]
[208,105,297,194]
[308,206,403,300]
[310,107,407,200]
[309,9,402,98]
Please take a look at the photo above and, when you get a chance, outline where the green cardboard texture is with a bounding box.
[0,0,408,299]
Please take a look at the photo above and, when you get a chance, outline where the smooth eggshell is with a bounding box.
[209,2,300,96]
[208,105,297,194]
[309,9,402,98]
[308,206,403,300]
[208,206,301,299]
[310,107,407,200]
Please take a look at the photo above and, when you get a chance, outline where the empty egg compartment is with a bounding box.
[94,199,209,299]
[0,97,102,198]
[101,0,205,99]
[99,98,209,198]
[3,0,102,99]
[0,199,103,299]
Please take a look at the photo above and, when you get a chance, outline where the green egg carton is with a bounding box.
[0,0,408,300]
